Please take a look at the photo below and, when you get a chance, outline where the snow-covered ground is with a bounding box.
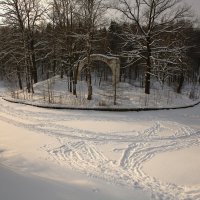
[0,80,200,200]
[8,76,200,108]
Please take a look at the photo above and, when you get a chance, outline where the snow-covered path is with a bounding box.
[0,94,200,200]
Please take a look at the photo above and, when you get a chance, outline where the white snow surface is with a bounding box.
[0,80,200,200]
[8,75,200,108]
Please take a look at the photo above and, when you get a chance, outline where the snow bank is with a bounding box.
[3,96,200,111]
[5,76,200,109]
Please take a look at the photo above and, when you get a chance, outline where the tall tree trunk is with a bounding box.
[53,59,56,76]
[60,64,64,79]
[30,39,38,83]
[24,45,31,93]
[73,65,78,96]
[72,79,76,96]
[69,70,73,93]
[87,67,92,100]
[16,66,22,90]
[177,73,184,94]
[145,37,151,94]
[86,34,92,100]
[26,67,31,93]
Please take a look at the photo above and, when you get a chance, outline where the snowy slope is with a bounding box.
[7,76,200,109]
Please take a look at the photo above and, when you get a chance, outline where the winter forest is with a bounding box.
[1,1,200,200]
[0,0,199,108]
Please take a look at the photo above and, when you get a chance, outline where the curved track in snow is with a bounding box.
[0,97,200,200]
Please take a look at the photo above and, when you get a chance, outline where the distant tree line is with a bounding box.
[0,0,199,100]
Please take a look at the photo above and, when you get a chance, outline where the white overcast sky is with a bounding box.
[186,0,200,17]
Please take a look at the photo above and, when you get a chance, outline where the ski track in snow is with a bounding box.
[0,97,200,200]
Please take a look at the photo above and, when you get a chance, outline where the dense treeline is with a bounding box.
[0,0,199,100]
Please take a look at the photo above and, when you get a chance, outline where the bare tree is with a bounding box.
[112,0,190,94]
[0,26,24,89]
[45,0,85,95]
[0,0,46,92]
[77,0,107,100]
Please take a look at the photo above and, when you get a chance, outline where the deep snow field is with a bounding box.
[0,80,200,200]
